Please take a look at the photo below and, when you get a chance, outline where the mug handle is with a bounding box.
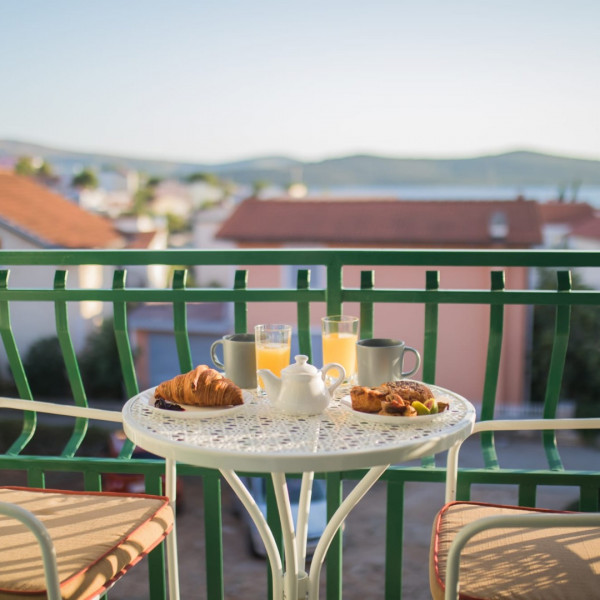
[321,363,346,394]
[210,340,225,370]
[401,346,421,377]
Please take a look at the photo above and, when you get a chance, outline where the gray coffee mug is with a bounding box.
[210,333,257,389]
[356,338,421,387]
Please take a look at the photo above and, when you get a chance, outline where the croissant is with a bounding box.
[154,365,243,407]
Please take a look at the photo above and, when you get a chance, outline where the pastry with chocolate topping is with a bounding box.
[380,380,434,404]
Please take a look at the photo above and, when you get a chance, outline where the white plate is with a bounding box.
[338,394,450,424]
[142,387,247,419]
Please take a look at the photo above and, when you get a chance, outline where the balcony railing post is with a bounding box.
[297,269,313,361]
[480,270,506,469]
[53,269,89,458]
[173,269,193,373]
[325,260,343,316]
[234,270,248,333]
[360,270,374,339]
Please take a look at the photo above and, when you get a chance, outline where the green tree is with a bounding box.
[14,156,57,182]
[37,160,54,178]
[0,365,17,396]
[530,269,600,422]
[14,156,37,176]
[72,168,99,189]
[251,179,270,196]
[23,337,70,398]
[132,186,153,214]
[78,319,124,400]
[146,176,162,188]
[166,212,190,234]
[185,171,219,186]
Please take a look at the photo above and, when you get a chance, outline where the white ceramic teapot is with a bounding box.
[258,354,346,416]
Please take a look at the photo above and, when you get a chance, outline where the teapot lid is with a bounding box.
[281,354,319,377]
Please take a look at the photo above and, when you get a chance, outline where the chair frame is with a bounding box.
[0,500,62,599]
[0,396,179,600]
[442,418,600,600]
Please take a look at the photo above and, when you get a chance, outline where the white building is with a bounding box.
[537,201,594,249]
[192,199,237,287]
[0,170,163,366]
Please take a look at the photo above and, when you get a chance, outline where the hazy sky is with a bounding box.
[1,0,599,164]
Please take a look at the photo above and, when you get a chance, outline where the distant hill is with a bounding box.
[1,139,599,187]
[297,152,600,187]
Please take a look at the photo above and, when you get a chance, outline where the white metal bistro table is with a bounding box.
[122,383,476,600]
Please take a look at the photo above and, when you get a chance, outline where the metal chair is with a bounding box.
[0,397,176,600]
[430,418,600,600]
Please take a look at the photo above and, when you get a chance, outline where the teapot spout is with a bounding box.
[257,369,280,400]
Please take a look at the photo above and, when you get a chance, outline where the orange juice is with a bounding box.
[322,332,357,380]
[256,343,291,387]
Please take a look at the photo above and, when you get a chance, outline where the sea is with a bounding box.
[309,184,600,208]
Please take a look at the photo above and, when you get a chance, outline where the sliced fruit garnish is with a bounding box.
[412,401,431,415]
[424,398,439,413]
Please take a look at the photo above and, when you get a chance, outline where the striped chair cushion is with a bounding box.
[430,501,600,600]
[0,486,173,600]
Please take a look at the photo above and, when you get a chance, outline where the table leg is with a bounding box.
[272,472,300,600]
[165,458,181,600]
[296,472,314,570]
[307,464,390,599]
[220,469,285,599]
[221,467,386,600]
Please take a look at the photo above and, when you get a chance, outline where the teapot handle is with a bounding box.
[321,363,346,395]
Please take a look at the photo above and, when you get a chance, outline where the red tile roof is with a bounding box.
[570,216,600,241]
[216,197,542,247]
[537,201,594,225]
[0,170,123,248]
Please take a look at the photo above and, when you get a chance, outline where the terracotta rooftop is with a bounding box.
[537,201,594,225]
[0,170,123,249]
[217,197,542,247]
[570,216,600,241]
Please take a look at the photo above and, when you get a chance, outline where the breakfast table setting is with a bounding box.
[121,317,477,600]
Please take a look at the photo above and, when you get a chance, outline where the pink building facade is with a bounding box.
[217,197,542,408]
[238,262,529,408]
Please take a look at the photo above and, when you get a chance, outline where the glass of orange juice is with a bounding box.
[255,324,292,389]
[321,315,359,383]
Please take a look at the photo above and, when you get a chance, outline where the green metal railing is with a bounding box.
[1,248,600,599]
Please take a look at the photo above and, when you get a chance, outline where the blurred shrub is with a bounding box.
[0,366,17,396]
[23,336,70,398]
[22,319,124,401]
[530,269,600,441]
[78,319,124,400]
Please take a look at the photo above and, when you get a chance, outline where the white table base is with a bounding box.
[123,383,475,600]
[166,464,390,600]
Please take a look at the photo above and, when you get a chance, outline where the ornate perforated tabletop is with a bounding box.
[122,383,476,473]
